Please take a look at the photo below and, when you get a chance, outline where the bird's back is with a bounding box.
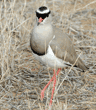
[50,26,88,71]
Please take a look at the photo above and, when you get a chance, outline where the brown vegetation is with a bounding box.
[0,0,96,110]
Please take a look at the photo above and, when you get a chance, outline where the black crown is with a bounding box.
[39,6,47,11]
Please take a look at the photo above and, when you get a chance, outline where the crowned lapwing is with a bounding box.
[30,6,88,106]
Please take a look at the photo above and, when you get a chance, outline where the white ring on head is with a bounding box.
[36,8,50,14]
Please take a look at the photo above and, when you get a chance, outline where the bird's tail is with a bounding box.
[76,58,88,71]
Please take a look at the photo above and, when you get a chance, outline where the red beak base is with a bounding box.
[38,17,44,23]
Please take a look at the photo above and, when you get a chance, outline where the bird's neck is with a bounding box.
[31,24,53,55]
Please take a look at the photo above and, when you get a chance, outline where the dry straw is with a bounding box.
[0,0,96,110]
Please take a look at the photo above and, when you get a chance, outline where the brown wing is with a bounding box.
[50,26,87,71]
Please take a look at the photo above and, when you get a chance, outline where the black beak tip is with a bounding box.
[37,22,40,25]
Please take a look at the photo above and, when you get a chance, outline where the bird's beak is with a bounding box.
[38,17,44,23]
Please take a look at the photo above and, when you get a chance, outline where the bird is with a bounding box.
[30,6,88,106]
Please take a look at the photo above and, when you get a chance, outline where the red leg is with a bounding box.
[49,69,56,106]
[41,69,56,100]
[41,68,61,101]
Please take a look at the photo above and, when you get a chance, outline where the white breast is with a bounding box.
[33,45,67,68]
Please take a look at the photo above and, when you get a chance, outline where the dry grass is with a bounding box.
[0,0,96,110]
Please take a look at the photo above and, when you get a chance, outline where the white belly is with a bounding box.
[33,45,66,68]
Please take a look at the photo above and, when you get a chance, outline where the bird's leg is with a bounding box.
[49,69,56,106]
[49,68,61,106]
[41,68,61,101]
[41,69,56,100]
